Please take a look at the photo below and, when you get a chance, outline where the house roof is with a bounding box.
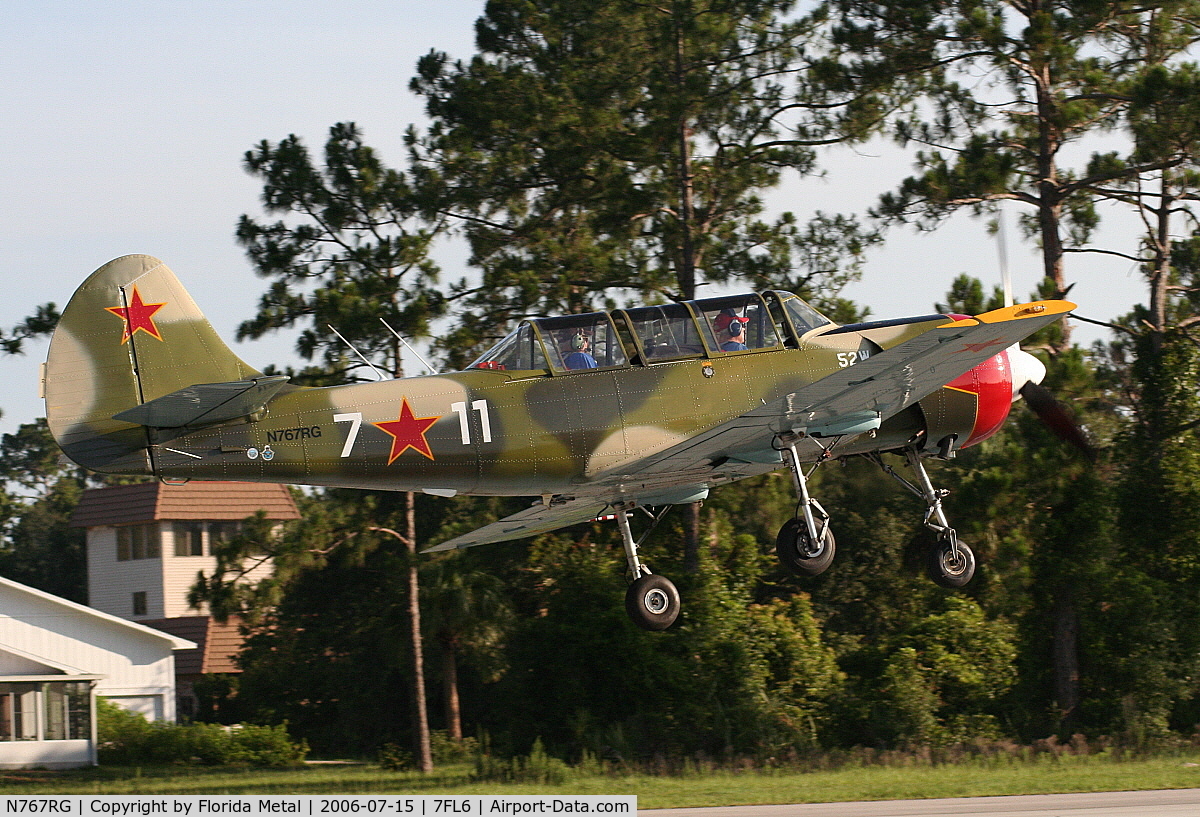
[0,576,197,650]
[140,617,246,675]
[71,481,301,528]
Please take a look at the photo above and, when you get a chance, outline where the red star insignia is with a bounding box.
[105,286,166,343]
[374,398,440,463]
[960,338,1008,354]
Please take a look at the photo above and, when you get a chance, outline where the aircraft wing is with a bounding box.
[597,300,1074,479]
[425,301,1072,552]
[423,496,612,552]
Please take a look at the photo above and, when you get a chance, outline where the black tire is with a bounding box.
[775,517,836,576]
[926,538,976,588]
[625,574,680,631]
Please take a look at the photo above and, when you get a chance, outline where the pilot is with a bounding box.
[714,310,749,351]
[563,333,598,369]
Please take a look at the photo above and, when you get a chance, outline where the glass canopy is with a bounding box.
[466,291,831,374]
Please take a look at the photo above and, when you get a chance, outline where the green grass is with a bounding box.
[4,754,1200,809]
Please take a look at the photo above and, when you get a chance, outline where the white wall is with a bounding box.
[87,525,165,620]
[0,582,185,720]
[106,694,163,722]
[161,524,211,619]
[0,739,92,770]
[89,523,276,620]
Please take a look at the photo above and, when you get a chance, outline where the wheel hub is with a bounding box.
[644,588,670,615]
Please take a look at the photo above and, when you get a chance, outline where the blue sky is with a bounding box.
[1,1,1145,434]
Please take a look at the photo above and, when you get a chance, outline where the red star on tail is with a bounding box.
[374,398,440,463]
[105,286,166,343]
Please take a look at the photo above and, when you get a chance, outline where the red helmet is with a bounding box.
[714,309,749,333]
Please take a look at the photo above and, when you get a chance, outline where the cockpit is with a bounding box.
[466,291,832,375]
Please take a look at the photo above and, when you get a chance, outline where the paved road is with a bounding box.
[639,788,1200,816]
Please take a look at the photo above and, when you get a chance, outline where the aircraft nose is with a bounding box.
[1008,347,1047,400]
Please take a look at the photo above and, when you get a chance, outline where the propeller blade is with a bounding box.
[1019,380,1095,461]
[998,208,1013,308]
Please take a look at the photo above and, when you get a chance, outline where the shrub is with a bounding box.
[472,737,569,784]
[222,724,310,766]
[378,743,413,770]
[97,698,307,766]
[431,730,479,764]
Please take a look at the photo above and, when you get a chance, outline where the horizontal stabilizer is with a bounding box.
[113,375,290,429]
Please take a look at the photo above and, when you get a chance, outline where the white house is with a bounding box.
[0,576,195,769]
[73,481,299,718]
[74,481,298,621]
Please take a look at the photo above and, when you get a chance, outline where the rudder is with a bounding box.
[44,255,261,473]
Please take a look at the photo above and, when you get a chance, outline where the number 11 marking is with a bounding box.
[450,399,493,444]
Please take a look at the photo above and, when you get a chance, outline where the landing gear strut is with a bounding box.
[615,503,680,631]
[775,437,837,576]
[878,447,976,588]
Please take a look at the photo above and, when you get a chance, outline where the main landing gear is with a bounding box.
[615,502,680,631]
[776,436,836,577]
[875,447,976,588]
[773,436,975,588]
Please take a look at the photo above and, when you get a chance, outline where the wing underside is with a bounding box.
[424,497,612,552]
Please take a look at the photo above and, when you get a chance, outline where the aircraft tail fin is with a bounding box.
[44,255,262,473]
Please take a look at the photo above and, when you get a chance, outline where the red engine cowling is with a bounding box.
[946,348,1015,449]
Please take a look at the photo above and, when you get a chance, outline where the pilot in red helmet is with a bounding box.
[714,309,749,351]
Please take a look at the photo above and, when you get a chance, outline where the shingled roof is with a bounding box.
[140,616,245,675]
[71,481,301,528]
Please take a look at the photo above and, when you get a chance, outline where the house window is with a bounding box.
[0,682,91,742]
[208,521,241,547]
[132,591,147,617]
[0,684,37,741]
[174,522,204,556]
[117,524,160,561]
[42,682,90,741]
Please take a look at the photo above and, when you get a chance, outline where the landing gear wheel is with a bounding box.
[625,574,680,631]
[775,517,836,576]
[926,537,975,588]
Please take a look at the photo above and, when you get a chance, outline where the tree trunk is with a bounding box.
[673,6,697,301]
[405,491,434,772]
[1148,173,1176,357]
[1052,592,1080,728]
[441,636,462,742]
[682,502,701,574]
[1034,57,1070,350]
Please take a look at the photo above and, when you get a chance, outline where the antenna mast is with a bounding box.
[327,325,387,381]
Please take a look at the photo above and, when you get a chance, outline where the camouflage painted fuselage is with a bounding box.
[44,256,1062,508]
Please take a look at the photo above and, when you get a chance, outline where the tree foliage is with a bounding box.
[405,0,883,362]
[843,0,1200,349]
[0,420,104,603]
[0,303,59,357]
[237,122,446,383]
[5,0,1200,768]
[198,0,1200,760]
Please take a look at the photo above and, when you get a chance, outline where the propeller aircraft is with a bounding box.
[44,256,1075,630]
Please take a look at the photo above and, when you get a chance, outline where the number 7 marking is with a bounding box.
[333,412,363,457]
[450,400,493,444]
